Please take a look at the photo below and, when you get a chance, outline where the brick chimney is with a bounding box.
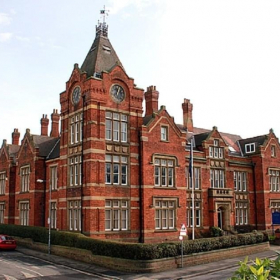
[182,99,193,132]
[144,86,159,116]
[50,109,60,137]
[12,128,20,145]
[40,114,49,136]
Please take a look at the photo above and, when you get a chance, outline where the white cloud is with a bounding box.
[108,0,158,16]
[108,0,131,14]
[0,12,12,25]
[16,36,30,42]
[0,32,13,42]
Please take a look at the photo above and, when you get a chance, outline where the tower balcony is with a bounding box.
[208,188,233,198]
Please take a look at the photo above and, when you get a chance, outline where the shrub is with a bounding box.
[0,224,268,261]
[210,226,223,237]
[230,254,280,279]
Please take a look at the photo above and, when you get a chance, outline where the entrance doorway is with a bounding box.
[217,207,224,229]
[215,203,231,231]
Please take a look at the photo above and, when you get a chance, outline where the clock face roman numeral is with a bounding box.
[72,87,81,105]
[110,84,125,102]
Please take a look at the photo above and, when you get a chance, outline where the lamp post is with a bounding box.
[37,179,51,254]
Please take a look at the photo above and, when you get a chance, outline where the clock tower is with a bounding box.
[58,11,144,240]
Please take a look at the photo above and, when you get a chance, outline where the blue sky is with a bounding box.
[1,0,280,144]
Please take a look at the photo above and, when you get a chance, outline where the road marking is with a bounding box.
[131,278,151,280]
[0,259,43,277]
[3,275,17,280]
[21,272,36,278]
[22,255,122,280]
[31,266,40,269]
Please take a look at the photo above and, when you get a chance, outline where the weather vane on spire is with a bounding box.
[100,5,109,24]
[96,6,109,37]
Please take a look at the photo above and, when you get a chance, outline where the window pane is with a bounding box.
[106,120,112,140]
[113,164,119,184]
[121,122,127,142]
[105,163,111,184]
[155,166,160,186]
[113,121,119,141]
[121,165,127,185]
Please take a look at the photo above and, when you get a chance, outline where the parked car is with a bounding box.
[0,235,17,250]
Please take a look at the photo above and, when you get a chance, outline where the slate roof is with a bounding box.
[7,144,20,163]
[181,125,243,154]
[47,138,60,159]
[193,131,210,147]
[81,24,124,78]
[238,135,267,155]
[7,144,20,156]
[32,135,60,158]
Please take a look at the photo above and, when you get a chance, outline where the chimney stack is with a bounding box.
[182,99,193,132]
[144,85,159,116]
[50,109,60,137]
[40,114,49,136]
[12,128,20,145]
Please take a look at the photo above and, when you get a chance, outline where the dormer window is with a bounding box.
[103,45,111,53]
[209,139,224,159]
[245,143,255,153]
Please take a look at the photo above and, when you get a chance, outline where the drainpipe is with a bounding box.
[81,95,85,234]
[40,160,47,228]
[252,162,258,230]
[138,129,144,243]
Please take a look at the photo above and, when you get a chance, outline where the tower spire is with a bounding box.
[96,6,109,37]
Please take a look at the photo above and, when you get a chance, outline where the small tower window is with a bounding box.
[214,139,219,146]
[271,145,276,157]
[161,126,168,141]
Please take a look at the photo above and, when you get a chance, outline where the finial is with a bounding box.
[100,5,109,24]
[96,6,110,37]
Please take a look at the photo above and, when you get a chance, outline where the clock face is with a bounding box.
[110,84,125,102]
[72,86,81,105]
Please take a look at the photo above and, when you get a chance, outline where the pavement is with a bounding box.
[16,244,280,280]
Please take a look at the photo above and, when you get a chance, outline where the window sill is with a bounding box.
[105,141,129,145]
[154,229,178,233]
[105,230,130,234]
[154,186,177,190]
[106,184,129,187]
[69,142,82,147]
[67,185,82,189]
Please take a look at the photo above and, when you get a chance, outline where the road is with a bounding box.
[0,250,118,280]
[0,249,238,280]
[1,247,277,280]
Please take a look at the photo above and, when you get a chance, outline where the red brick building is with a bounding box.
[1,17,280,243]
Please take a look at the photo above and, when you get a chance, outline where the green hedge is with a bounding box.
[0,224,267,260]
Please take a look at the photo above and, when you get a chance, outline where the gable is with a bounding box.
[17,138,34,160]
[144,110,185,140]
[0,147,8,164]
